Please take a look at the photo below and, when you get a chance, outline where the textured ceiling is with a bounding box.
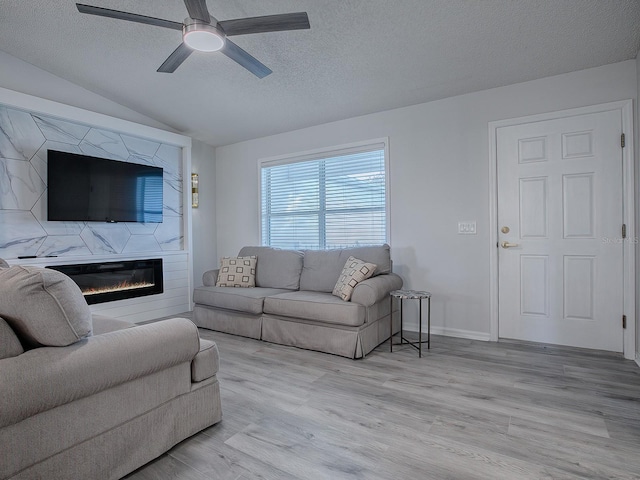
[1,1,639,147]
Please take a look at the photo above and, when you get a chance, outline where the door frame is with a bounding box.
[488,100,635,360]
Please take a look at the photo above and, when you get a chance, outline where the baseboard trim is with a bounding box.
[402,326,491,342]
[635,352,640,368]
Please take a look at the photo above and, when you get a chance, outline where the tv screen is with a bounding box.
[47,150,164,223]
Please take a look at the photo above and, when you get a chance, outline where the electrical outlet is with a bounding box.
[458,221,477,235]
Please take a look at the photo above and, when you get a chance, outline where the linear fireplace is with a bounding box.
[48,259,163,305]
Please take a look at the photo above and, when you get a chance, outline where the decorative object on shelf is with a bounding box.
[191,173,199,208]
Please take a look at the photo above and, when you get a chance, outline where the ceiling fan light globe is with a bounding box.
[183,23,225,52]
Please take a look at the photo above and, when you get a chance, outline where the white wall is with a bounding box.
[0,50,171,131]
[191,140,217,288]
[215,60,638,339]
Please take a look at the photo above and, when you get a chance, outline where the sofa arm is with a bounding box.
[350,273,403,307]
[192,338,219,382]
[0,317,200,429]
[203,269,220,286]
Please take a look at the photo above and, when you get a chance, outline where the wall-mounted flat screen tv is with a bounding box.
[47,150,164,223]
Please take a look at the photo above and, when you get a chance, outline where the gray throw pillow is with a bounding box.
[0,266,93,347]
[0,317,24,359]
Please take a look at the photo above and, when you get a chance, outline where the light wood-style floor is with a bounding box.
[125,317,640,480]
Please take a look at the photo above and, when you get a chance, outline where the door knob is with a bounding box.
[501,241,519,249]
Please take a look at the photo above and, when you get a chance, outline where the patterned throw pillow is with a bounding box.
[332,256,377,301]
[216,256,257,288]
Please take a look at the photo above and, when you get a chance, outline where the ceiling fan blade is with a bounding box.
[76,4,183,30]
[218,12,310,36]
[183,0,210,23]
[157,43,193,73]
[221,40,272,78]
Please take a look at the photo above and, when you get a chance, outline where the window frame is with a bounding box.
[258,138,391,249]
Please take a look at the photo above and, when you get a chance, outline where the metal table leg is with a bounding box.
[399,298,403,344]
[389,295,393,352]
[427,295,431,350]
[419,298,422,358]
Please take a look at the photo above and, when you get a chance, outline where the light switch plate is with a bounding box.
[458,221,477,235]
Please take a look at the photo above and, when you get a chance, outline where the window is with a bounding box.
[260,140,388,249]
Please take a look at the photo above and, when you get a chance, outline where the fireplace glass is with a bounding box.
[47,259,163,305]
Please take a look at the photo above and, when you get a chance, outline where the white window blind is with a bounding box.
[261,144,387,249]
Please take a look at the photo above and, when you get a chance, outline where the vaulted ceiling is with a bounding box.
[1,1,639,147]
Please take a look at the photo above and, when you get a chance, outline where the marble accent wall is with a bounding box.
[0,104,183,259]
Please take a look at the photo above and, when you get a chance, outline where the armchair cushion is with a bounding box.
[91,315,135,335]
[0,266,92,347]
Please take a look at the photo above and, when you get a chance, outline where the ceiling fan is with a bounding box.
[76,1,310,78]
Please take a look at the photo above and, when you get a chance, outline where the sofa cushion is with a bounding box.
[332,256,377,301]
[264,291,365,327]
[0,317,23,359]
[194,286,292,315]
[91,314,135,335]
[300,244,392,292]
[239,246,304,289]
[216,256,256,288]
[0,266,92,347]
[192,338,219,382]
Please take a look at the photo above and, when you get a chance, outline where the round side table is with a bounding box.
[389,289,431,357]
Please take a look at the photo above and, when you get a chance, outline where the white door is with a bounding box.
[497,109,624,352]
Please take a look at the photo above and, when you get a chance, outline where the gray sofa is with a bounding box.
[0,262,222,480]
[193,244,403,358]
